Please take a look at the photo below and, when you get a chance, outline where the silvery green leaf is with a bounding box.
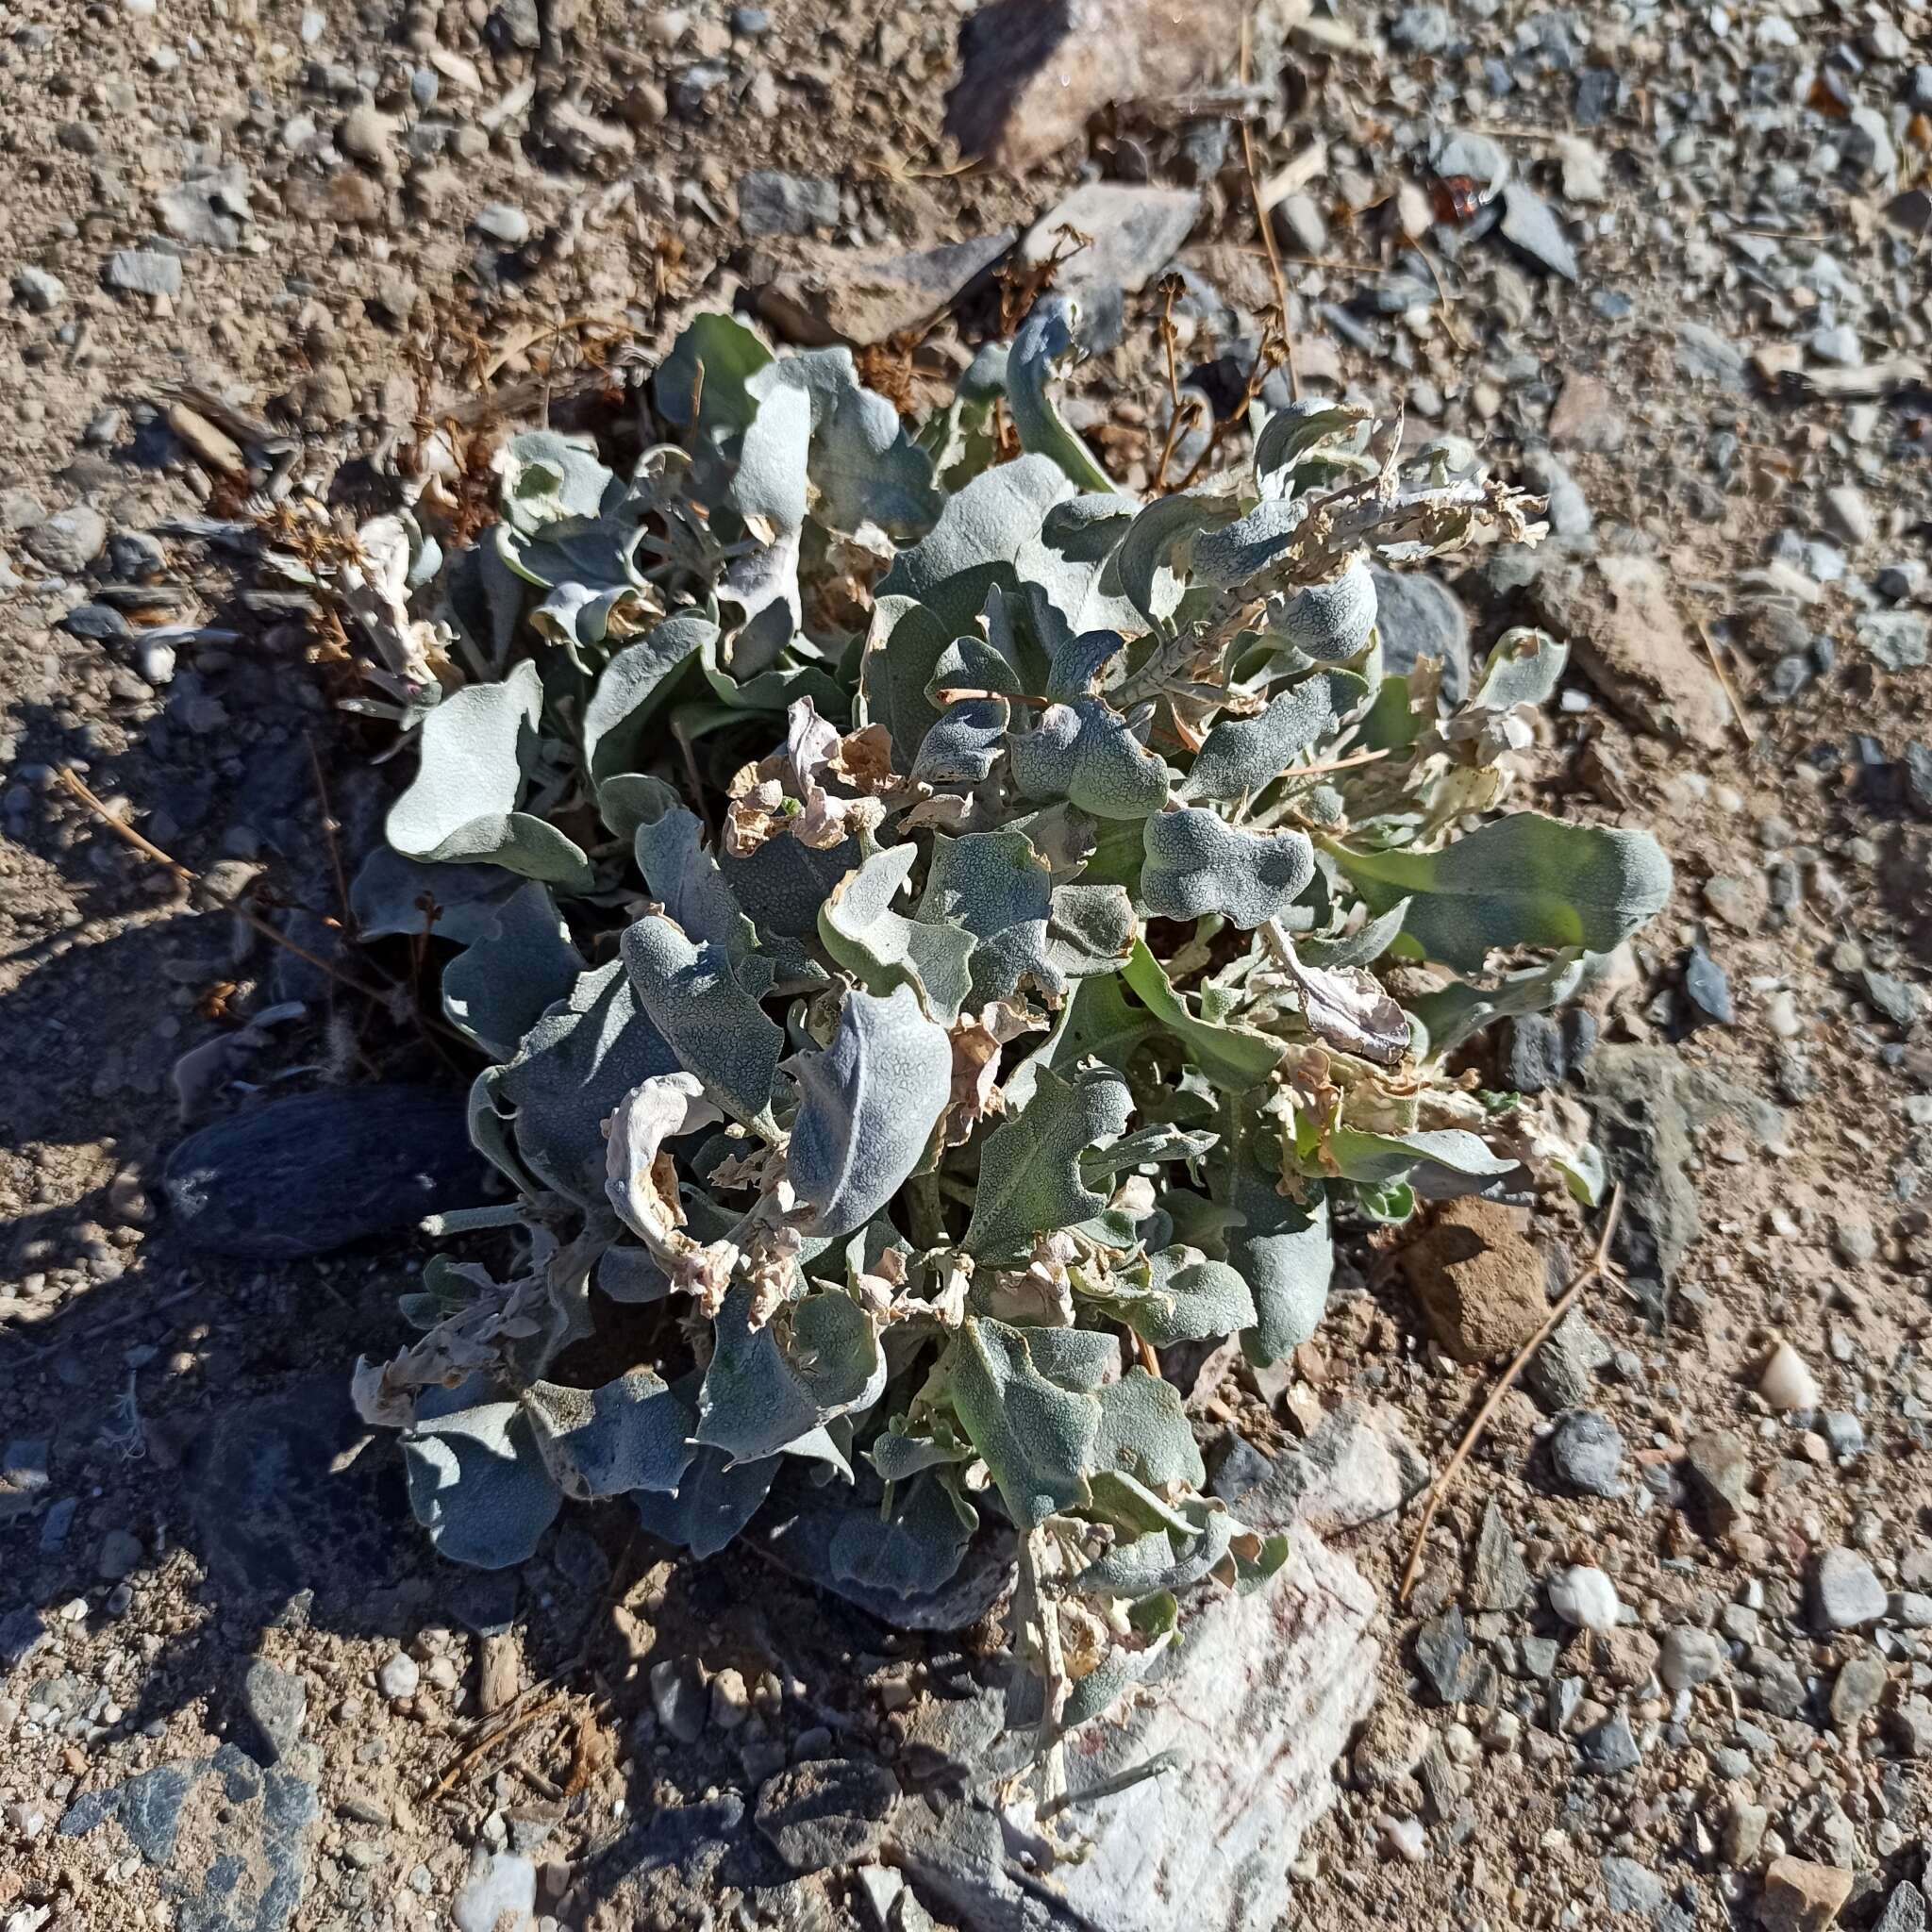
[597,1243,671,1305]
[1013,497,1144,640]
[1042,628,1127,703]
[634,808,766,991]
[1179,680,1336,802]
[819,844,976,1025]
[875,454,1075,632]
[925,631,1023,704]
[828,1474,974,1599]
[494,429,619,532]
[1324,1124,1516,1188]
[963,1062,1132,1262]
[917,830,1068,1005]
[468,1065,539,1198]
[1409,950,1593,1058]
[789,984,953,1239]
[1043,883,1136,980]
[870,1414,976,1482]
[696,624,848,721]
[597,774,684,843]
[1328,812,1674,975]
[403,1389,561,1571]
[1008,699,1173,820]
[1470,625,1568,712]
[1253,403,1372,500]
[350,847,516,944]
[622,913,784,1130]
[1025,1326,1122,1391]
[859,595,951,768]
[1006,296,1118,494]
[1116,489,1243,629]
[721,381,810,671]
[441,882,585,1058]
[497,959,681,1203]
[656,312,773,439]
[1267,558,1377,662]
[1081,1124,1219,1178]
[750,349,941,537]
[634,1441,779,1559]
[696,1287,885,1465]
[722,832,860,944]
[1215,1099,1332,1364]
[732,376,811,531]
[913,695,1010,785]
[950,1317,1101,1530]
[1091,1369,1206,1490]
[1081,1246,1255,1347]
[582,611,714,785]
[1141,807,1314,928]
[386,659,592,889]
[1191,497,1306,586]
[920,338,1008,488]
[524,1369,696,1500]
[1299,898,1410,971]
[1077,1506,1234,1600]
[1122,946,1284,1090]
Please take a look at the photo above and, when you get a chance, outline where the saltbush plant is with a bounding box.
[335,298,1670,1721]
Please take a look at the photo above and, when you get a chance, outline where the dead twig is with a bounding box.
[1696,621,1755,748]
[5,1285,199,1363]
[305,733,353,928]
[1238,11,1298,404]
[424,1693,573,1801]
[1396,1186,1625,1607]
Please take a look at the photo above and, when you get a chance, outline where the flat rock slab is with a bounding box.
[1022,184,1202,297]
[163,1082,485,1257]
[892,1521,1379,1932]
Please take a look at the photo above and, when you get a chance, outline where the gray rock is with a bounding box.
[1468,1496,1531,1611]
[1505,1012,1566,1093]
[1020,181,1201,297]
[1499,181,1578,280]
[11,266,66,312]
[1391,5,1454,52]
[1548,1409,1624,1496]
[98,1528,143,1578]
[1370,566,1471,703]
[158,163,253,250]
[453,1852,536,1932]
[24,506,108,574]
[1659,1626,1724,1691]
[650,1657,708,1744]
[739,171,840,239]
[1603,1855,1665,1916]
[163,1085,483,1258]
[756,1757,899,1874]
[242,1660,307,1765]
[1875,1882,1928,1932]
[1683,946,1734,1027]
[1862,968,1924,1029]
[1830,1655,1889,1726]
[891,1523,1378,1932]
[1526,1308,1611,1410]
[1859,610,1931,672]
[119,1762,195,1865]
[1820,1411,1865,1458]
[757,230,1016,348]
[1814,1547,1888,1630]
[106,248,184,296]
[1842,106,1897,178]
[1274,192,1327,258]
[1675,323,1747,390]
[1576,1709,1641,1775]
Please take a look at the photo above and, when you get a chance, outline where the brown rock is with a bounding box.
[752,230,1015,347]
[477,1632,521,1715]
[1758,1857,1854,1932]
[1548,373,1627,452]
[1396,1199,1549,1365]
[944,0,1251,171]
[1528,556,1731,751]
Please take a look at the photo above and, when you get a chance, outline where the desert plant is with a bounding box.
[336,298,1670,1726]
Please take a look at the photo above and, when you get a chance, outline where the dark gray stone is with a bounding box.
[1415,1605,1476,1703]
[241,1660,307,1765]
[1603,1854,1664,1916]
[755,1758,900,1874]
[1469,1496,1531,1611]
[1207,1427,1274,1502]
[1549,1409,1625,1496]
[60,601,132,641]
[1499,181,1579,279]
[739,171,839,239]
[1875,1881,1928,1932]
[1369,568,1471,703]
[163,1083,484,1257]
[1504,1012,1567,1093]
[1576,1709,1641,1774]
[1862,968,1924,1030]
[121,1763,195,1865]
[1682,947,1734,1027]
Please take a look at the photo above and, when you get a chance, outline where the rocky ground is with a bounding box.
[3,0,1932,1927]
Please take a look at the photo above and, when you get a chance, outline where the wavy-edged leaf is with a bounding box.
[1328,812,1674,974]
[582,611,714,785]
[634,1441,778,1559]
[1324,1124,1516,1187]
[828,1474,974,1598]
[1008,698,1173,819]
[950,1317,1100,1530]
[1470,625,1568,712]
[1179,681,1336,803]
[1007,297,1118,494]
[656,311,774,439]
[621,913,784,1131]
[494,429,619,531]
[1080,1246,1256,1347]
[525,1369,696,1500]
[441,882,585,1059]
[403,1388,561,1571]
[913,695,1010,785]
[350,848,517,945]
[819,844,976,1024]
[1121,939,1282,1089]
[1254,403,1371,500]
[386,660,591,889]
[963,1062,1131,1262]
[1409,950,1595,1059]
[1141,807,1314,928]
[1191,497,1306,587]
[497,959,681,1203]
[874,454,1075,632]
[1214,1097,1332,1365]
[859,594,951,769]
[696,1287,885,1465]
[1091,1369,1205,1490]
[1300,898,1410,971]
[1001,970,1157,1111]
[1117,488,1243,629]
[789,984,953,1239]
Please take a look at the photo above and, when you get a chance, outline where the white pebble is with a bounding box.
[1548,1564,1621,1634]
[1377,1813,1427,1862]
[1759,1340,1820,1412]
[377,1652,420,1700]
